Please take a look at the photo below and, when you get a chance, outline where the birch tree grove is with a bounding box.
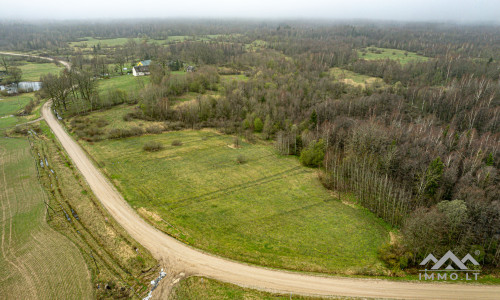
[324,154,411,226]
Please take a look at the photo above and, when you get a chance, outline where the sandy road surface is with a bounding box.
[39,100,500,299]
[0,52,71,69]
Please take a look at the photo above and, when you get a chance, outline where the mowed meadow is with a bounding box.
[18,61,64,81]
[81,128,389,274]
[0,137,93,298]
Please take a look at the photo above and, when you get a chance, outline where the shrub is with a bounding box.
[108,128,128,139]
[236,154,247,164]
[13,126,28,135]
[129,126,144,136]
[123,113,134,122]
[146,125,164,134]
[378,242,412,275]
[108,127,143,139]
[233,137,240,148]
[171,140,182,146]
[71,117,107,141]
[253,117,263,132]
[143,141,163,152]
[164,121,185,131]
[95,118,109,128]
[107,89,128,106]
[21,99,35,115]
[299,139,325,167]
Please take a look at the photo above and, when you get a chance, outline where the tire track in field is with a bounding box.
[169,166,304,209]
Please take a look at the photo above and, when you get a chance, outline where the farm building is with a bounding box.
[132,60,151,76]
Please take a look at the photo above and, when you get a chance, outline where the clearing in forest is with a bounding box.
[0,137,93,299]
[358,47,429,64]
[330,67,385,89]
[81,128,389,274]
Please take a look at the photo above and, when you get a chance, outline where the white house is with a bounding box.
[132,60,151,76]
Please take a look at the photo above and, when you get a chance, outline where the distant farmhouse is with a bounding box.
[133,60,151,76]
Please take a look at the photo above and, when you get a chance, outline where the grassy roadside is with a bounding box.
[12,121,160,299]
[170,273,500,300]
[170,276,332,300]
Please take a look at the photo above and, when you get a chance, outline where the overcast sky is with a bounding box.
[0,0,499,22]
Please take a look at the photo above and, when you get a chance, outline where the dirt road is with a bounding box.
[38,101,500,299]
[0,52,71,69]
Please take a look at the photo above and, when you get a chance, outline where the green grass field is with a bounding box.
[98,75,150,94]
[358,47,429,64]
[0,93,36,130]
[330,68,385,89]
[220,74,249,84]
[18,61,64,81]
[78,126,389,274]
[0,137,93,299]
[98,72,187,94]
[170,276,323,300]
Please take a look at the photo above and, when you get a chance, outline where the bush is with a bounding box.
[19,99,36,115]
[13,126,28,135]
[236,154,247,164]
[107,89,128,106]
[233,137,240,148]
[164,121,185,131]
[129,126,144,136]
[299,139,325,167]
[95,118,109,128]
[108,127,143,139]
[123,113,134,122]
[253,117,263,132]
[146,125,164,134]
[108,128,128,139]
[378,243,412,275]
[171,140,182,146]
[143,141,163,152]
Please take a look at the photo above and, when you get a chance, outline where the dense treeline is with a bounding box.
[37,21,500,271]
[349,56,500,85]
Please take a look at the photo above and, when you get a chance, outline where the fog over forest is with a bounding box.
[1,0,499,22]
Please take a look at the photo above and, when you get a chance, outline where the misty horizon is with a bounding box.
[1,0,499,23]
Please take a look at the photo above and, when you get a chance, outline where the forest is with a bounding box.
[3,19,499,273]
